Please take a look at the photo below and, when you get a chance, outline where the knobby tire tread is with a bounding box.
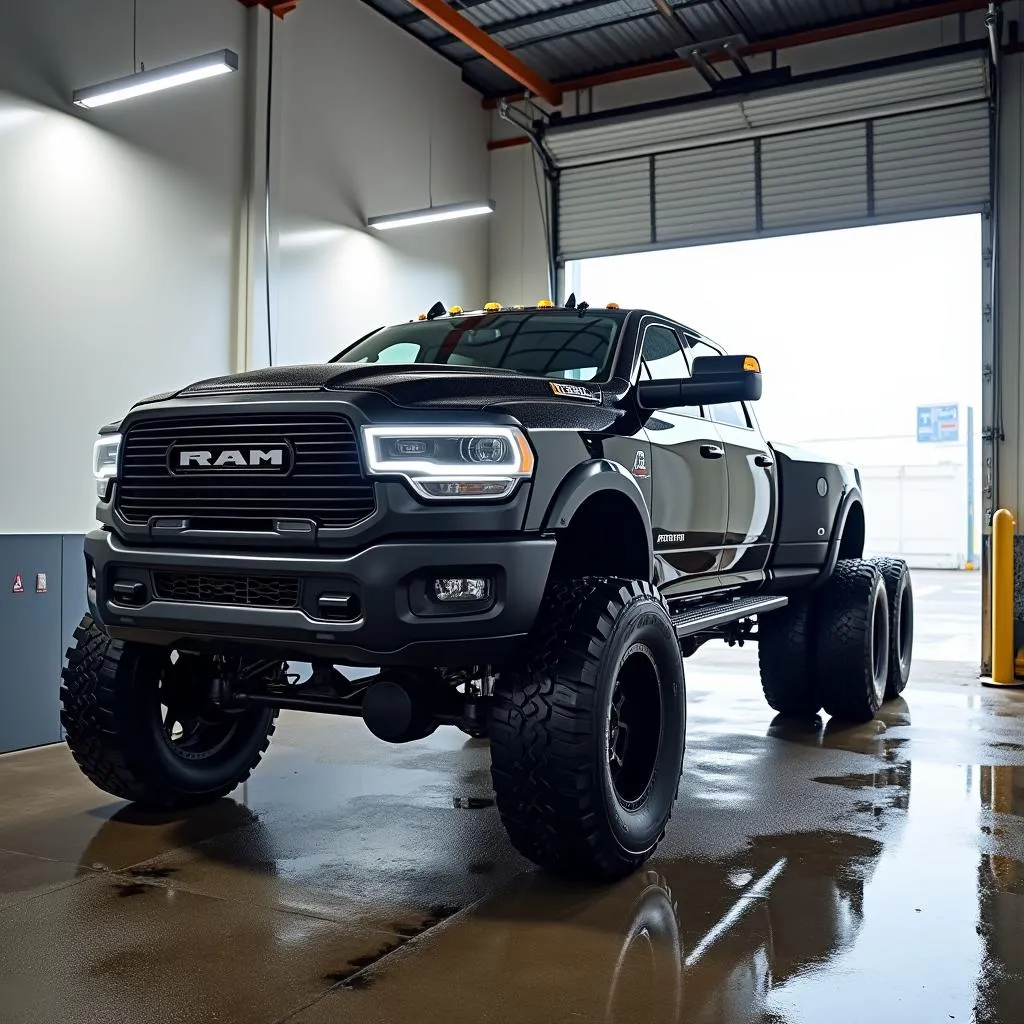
[490,577,675,881]
[60,615,277,808]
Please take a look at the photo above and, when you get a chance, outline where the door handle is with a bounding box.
[699,444,725,459]
[754,453,774,468]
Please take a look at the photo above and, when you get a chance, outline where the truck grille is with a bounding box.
[116,413,375,529]
[153,572,300,608]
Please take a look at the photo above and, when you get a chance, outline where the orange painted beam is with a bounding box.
[405,0,562,106]
[238,0,300,18]
[487,135,531,151]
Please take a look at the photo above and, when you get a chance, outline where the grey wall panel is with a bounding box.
[60,535,87,741]
[0,536,63,753]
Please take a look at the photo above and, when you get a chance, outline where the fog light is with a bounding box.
[418,480,515,498]
[433,577,492,603]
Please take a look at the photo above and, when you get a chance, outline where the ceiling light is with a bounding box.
[73,49,239,109]
[367,200,496,231]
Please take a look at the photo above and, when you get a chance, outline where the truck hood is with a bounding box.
[134,363,623,430]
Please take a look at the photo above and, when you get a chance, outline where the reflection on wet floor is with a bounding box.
[1,667,1023,1024]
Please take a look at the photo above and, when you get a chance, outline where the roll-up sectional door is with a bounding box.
[550,51,991,261]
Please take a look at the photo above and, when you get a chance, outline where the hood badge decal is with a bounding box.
[549,381,600,402]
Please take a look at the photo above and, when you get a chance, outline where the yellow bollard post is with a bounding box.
[984,508,1022,687]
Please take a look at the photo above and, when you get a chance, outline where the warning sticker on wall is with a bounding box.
[35,573,47,594]
[12,574,24,593]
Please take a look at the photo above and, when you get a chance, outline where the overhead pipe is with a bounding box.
[986,1,1002,64]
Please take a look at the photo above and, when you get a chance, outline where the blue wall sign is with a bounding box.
[916,404,959,443]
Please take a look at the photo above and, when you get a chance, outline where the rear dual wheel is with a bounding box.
[758,557,913,724]
[816,560,891,722]
[871,556,914,699]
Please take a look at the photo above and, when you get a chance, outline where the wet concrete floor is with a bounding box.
[1,649,1022,1024]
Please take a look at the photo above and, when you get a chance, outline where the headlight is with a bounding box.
[361,425,535,500]
[93,433,121,500]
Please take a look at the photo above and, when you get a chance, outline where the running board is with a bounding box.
[670,595,788,638]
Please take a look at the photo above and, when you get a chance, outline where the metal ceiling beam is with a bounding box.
[483,0,1000,102]
[405,0,721,42]
[398,0,492,26]
[454,5,713,65]
[403,0,562,104]
[476,0,628,37]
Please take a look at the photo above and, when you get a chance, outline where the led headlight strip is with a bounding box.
[361,425,535,500]
[93,433,122,500]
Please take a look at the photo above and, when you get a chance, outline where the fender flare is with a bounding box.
[809,486,864,590]
[542,460,654,581]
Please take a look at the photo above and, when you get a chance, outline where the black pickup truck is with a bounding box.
[62,300,914,881]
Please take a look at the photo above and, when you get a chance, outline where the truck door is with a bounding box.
[640,322,728,597]
[686,335,779,586]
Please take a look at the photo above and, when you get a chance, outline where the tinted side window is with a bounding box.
[688,338,751,428]
[641,325,690,381]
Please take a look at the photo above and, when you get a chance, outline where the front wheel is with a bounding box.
[60,615,279,809]
[490,578,686,882]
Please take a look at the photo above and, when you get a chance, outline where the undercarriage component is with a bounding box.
[362,676,441,743]
[232,662,493,741]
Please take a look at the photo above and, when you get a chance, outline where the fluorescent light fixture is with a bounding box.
[367,200,496,231]
[73,49,239,109]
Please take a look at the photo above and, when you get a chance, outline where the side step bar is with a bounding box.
[671,595,788,638]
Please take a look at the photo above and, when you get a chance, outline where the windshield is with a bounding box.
[330,310,625,381]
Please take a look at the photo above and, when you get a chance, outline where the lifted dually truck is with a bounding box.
[62,299,914,882]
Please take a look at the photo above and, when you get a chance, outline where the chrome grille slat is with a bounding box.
[116,413,375,529]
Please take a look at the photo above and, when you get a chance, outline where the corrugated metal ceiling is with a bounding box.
[357,0,974,97]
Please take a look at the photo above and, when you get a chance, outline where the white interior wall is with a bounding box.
[1,0,491,535]
[271,0,490,366]
[0,0,249,535]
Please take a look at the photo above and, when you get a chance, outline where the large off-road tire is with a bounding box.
[815,560,890,723]
[490,578,686,882]
[757,599,822,717]
[60,615,279,809]
[869,556,914,699]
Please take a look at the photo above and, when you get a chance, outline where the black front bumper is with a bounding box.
[85,529,556,667]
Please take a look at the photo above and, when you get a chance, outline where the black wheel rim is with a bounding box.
[870,588,889,701]
[608,646,663,809]
[898,583,913,672]
[156,657,240,762]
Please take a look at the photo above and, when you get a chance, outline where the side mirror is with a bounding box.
[637,354,762,410]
